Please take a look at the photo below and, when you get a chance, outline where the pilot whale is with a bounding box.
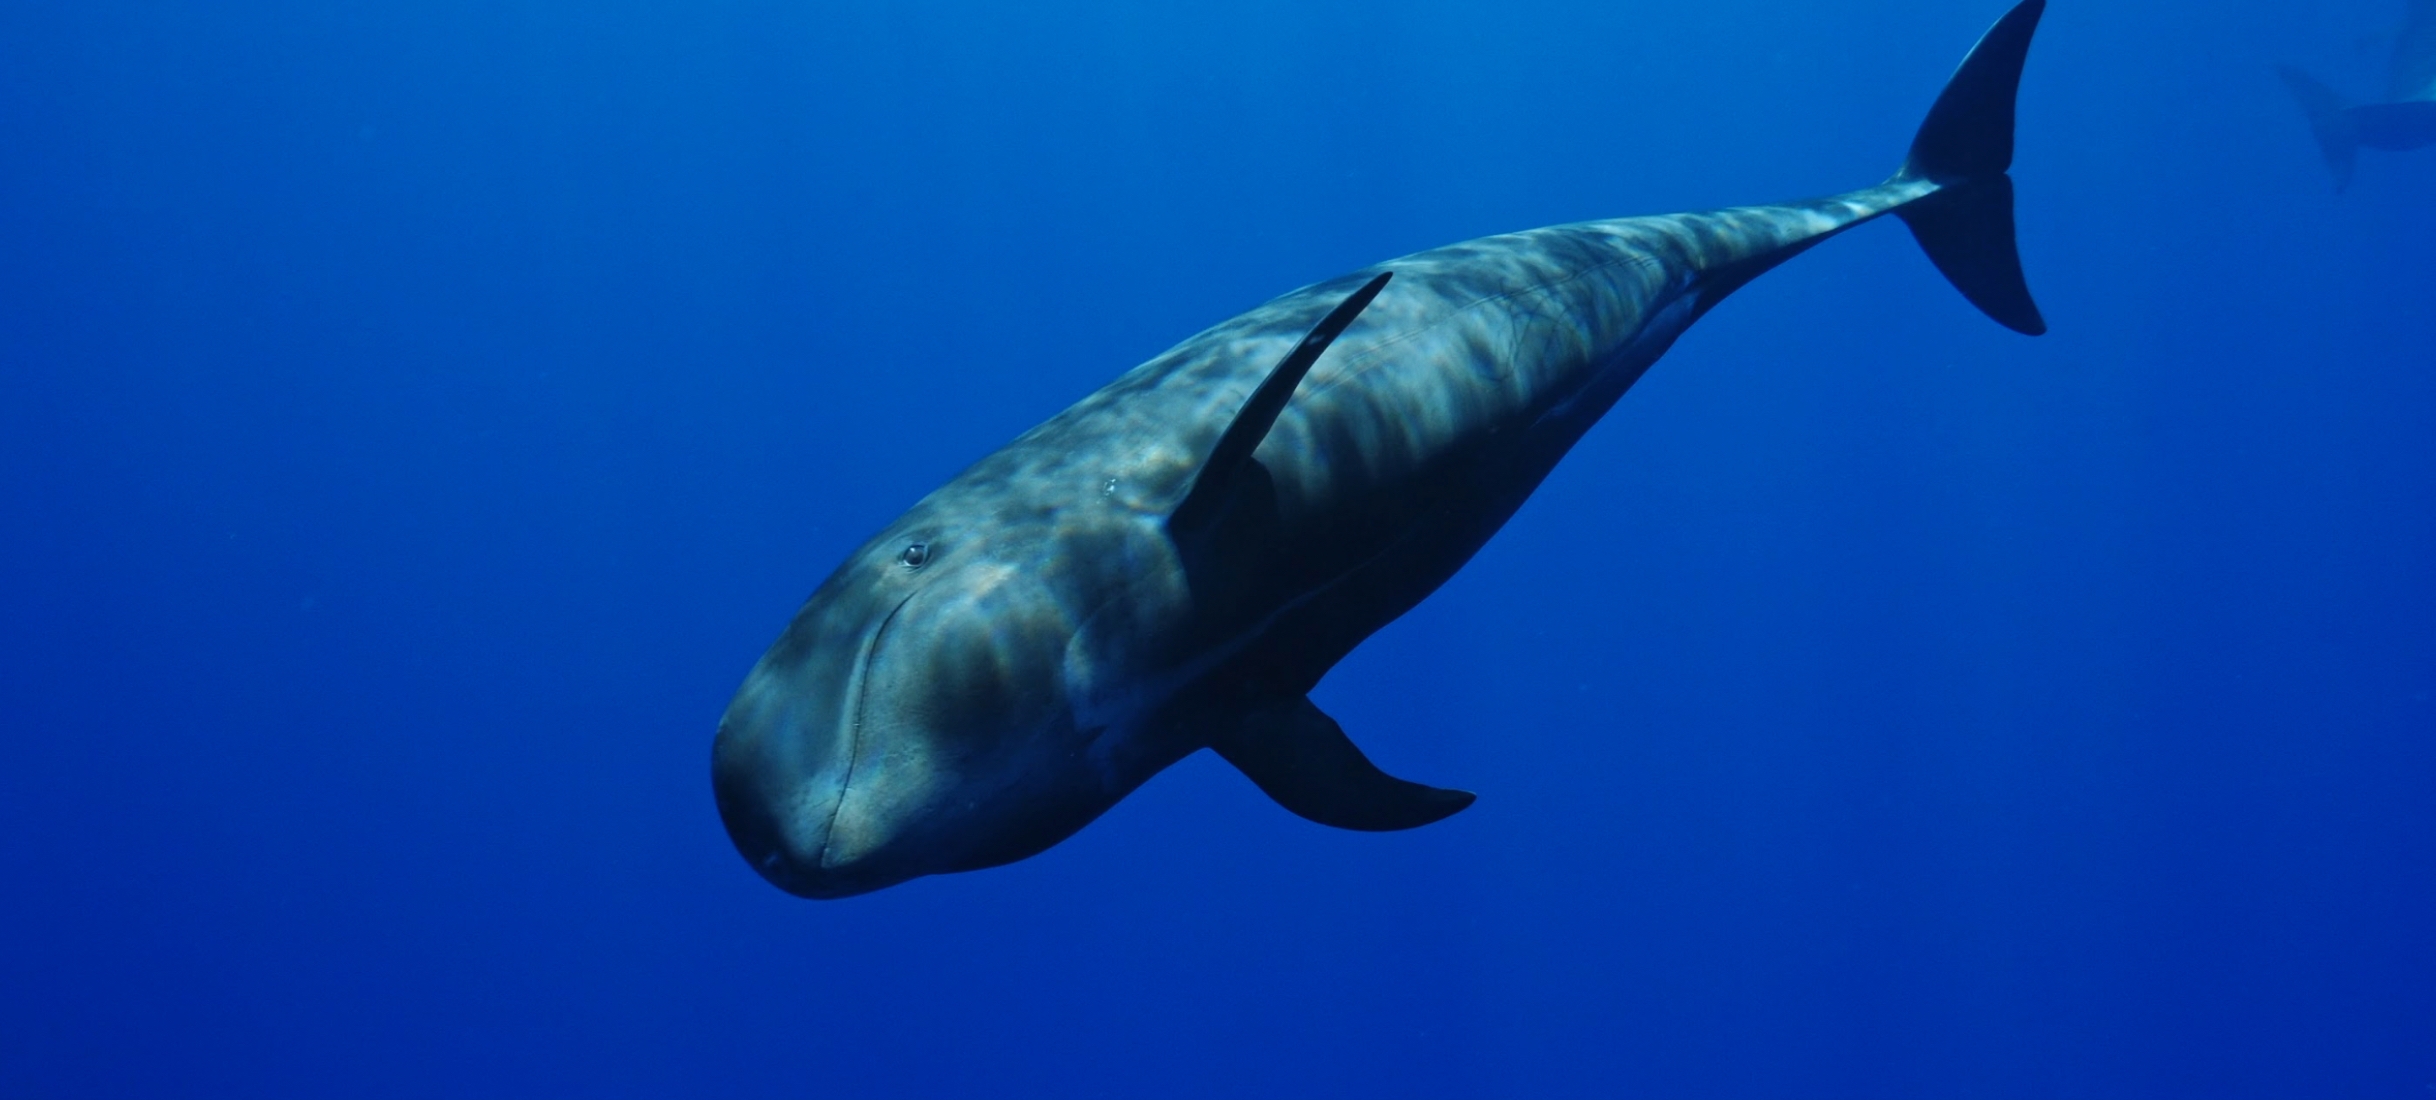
[2280,0,2436,190]
[715,0,2049,899]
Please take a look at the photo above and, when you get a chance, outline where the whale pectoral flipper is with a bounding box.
[1210,696,1475,832]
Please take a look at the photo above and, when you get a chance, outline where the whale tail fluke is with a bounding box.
[2279,66,2359,191]
[1894,0,2047,336]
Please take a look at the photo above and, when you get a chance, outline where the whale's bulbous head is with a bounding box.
[712,527,1107,899]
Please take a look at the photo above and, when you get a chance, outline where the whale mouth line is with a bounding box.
[817,586,919,875]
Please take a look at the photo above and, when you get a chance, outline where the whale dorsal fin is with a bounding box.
[1210,695,1473,831]
[1168,271,1391,541]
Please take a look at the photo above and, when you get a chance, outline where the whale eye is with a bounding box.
[898,542,930,569]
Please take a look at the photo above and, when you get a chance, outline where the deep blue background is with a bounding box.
[4,0,2432,1095]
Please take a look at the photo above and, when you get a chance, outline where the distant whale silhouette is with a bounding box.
[714,1,2049,899]
[2280,1,2436,190]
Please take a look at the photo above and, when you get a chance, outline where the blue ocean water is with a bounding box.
[4,0,2432,1095]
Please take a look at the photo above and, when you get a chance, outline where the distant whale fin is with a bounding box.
[1169,271,1393,542]
[2278,65,2359,191]
[1210,695,1475,831]
[1893,0,2048,336]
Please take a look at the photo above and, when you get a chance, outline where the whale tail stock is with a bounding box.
[1892,0,2048,336]
[2277,65,2359,191]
